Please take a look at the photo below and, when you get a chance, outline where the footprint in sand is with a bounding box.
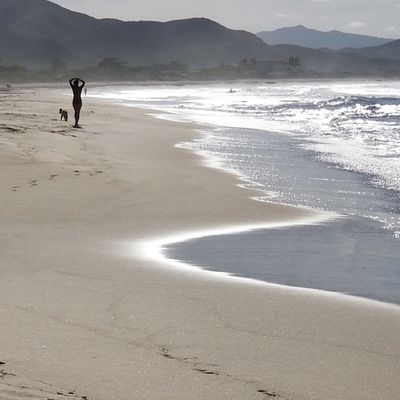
[0,361,88,400]
[18,144,38,157]
[257,389,278,397]
[0,124,25,134]
[51,130,77,138]
[89,170,103,176]
[160,349,176,360]
[12,185,21,192]
[30,180,38,187]
[0,368,16,378]
[194,368,220,376]
[49,174,57,181]
[73,170,80,176]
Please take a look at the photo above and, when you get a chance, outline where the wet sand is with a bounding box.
[0,87,399,400]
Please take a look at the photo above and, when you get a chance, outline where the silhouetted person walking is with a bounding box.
[69,78,85,128]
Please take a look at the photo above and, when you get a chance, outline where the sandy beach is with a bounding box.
[1,86,399,400]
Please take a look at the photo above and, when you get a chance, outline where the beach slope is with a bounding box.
[0,88,399,400]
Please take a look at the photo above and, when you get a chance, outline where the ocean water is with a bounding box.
[91,81,400,304]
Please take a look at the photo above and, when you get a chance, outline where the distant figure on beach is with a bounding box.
[84,87,87,96]
[69,78,85,128]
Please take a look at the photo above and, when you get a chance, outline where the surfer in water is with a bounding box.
[69,78,85,128]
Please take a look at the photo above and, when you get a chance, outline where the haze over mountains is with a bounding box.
[1,0,400,78]
[343,39,400,61]
[257,25,393,50]
[0,0,279,69]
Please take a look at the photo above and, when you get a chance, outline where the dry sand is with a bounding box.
[0,86,399,400]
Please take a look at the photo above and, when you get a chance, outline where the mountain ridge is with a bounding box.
[0,0,280,68]
[257,25,394,50]
[341,39,400,60]
[1,0,400,78]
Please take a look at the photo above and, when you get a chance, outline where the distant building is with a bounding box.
[237,57,301,74]
[248,60,289,73]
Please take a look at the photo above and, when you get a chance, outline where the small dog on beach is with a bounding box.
[59,108,68,121]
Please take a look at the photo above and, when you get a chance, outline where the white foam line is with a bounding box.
[123,210,400,311]
[130,212,335,281]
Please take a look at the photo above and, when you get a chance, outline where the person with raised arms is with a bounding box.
[69,78,86,128]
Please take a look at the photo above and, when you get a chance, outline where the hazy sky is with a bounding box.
[52,0,400,38]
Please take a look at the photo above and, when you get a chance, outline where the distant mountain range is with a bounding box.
[0,0,281,69]
[1,0,400,77]
[257,25,393,50]
[342,39,400,60]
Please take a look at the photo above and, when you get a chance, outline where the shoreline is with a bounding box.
[151,217,400,310]
[1,88,399,400]
[104,93,400,307]
[136,221,400,311]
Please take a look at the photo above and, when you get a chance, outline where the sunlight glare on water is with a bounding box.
[91,80,400,237]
